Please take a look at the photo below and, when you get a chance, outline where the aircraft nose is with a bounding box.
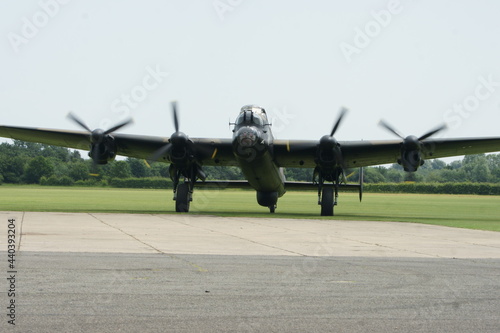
[237,127,258,147]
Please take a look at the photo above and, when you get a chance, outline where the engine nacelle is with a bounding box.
[314,135,344,182]
[398,136,424,172]
[88,136,117,165]
[399,149,424,172]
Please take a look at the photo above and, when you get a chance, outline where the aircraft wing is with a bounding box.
[274,137,500,168]
[0,125,237,165]
[2,125,500,169]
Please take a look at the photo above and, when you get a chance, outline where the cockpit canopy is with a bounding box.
[235,105,269,127]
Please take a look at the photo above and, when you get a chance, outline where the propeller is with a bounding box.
[172,101,179,133]
[150,101,190,162]
[330,107,348,137]
[67,112,133,168]
[378,120,447,142]
[378,120,447,171]
[67,112,133,144]
[318,107,348,164]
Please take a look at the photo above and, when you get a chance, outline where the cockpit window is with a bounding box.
[235,112,246,125]
[235,110,264,126]
[253,114,263,126]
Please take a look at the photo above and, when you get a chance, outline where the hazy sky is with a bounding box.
[2,0,500,153]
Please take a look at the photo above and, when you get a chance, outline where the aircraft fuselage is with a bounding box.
[231,105,285,209]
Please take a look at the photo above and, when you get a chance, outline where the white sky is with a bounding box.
[1,0,500,154]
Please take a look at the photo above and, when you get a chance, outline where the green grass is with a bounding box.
[0,185,499,231]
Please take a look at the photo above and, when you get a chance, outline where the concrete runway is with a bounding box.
[1,211,500,332]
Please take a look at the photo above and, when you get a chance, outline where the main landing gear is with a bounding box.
[318,184,338,216]
[171,164,196,213]
[174,182,191,212]
[317,172,340,216]
[320,187,334,216]
[316,168,364,217]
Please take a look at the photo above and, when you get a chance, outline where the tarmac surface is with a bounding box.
[1,211,500,332]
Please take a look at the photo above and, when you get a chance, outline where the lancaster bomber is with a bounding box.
[1,102,500,216]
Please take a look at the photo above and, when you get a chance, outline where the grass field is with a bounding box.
[0,185,499,231]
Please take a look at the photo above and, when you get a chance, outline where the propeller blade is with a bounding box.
[67,112,92,132]
[330,107,348,137]
[150,143,172,162]
[172,101,179,132]
[104,118,133,135]
[418,124,447,141]
[378,120,404,139]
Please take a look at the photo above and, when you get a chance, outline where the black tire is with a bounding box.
[320,187,334,216]
[175,183,190,212]
[269,205,276,213]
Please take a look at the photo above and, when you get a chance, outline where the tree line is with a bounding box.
[1,140,500,185]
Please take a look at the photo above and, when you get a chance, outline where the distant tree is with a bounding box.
[0,155,26,183]
[13,140,43,157]
[363,168,386,183]
[24,156,54,183]
[69,150,83,162]
[108,161,132,179]
[204,166,244,180]
[472,162,491,182]
[150,163,170,178]
[127,158,149,178]
[283,168,311,182]
[429,159,446,170]
[448,160,462,170]
[462,154,491,182]
[49,157,69,178]
[404,172,423,182]
[68,161,90,181]
[486,154,500,182]
[385,169,404,182]
[40,145,72,161]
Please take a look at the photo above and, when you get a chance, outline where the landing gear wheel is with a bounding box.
[320,187,334,216]
[175,183,190,212]
[269,205,276,213]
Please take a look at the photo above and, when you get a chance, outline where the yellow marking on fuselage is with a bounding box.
[211,148,218,159]
[286,140,290,152]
